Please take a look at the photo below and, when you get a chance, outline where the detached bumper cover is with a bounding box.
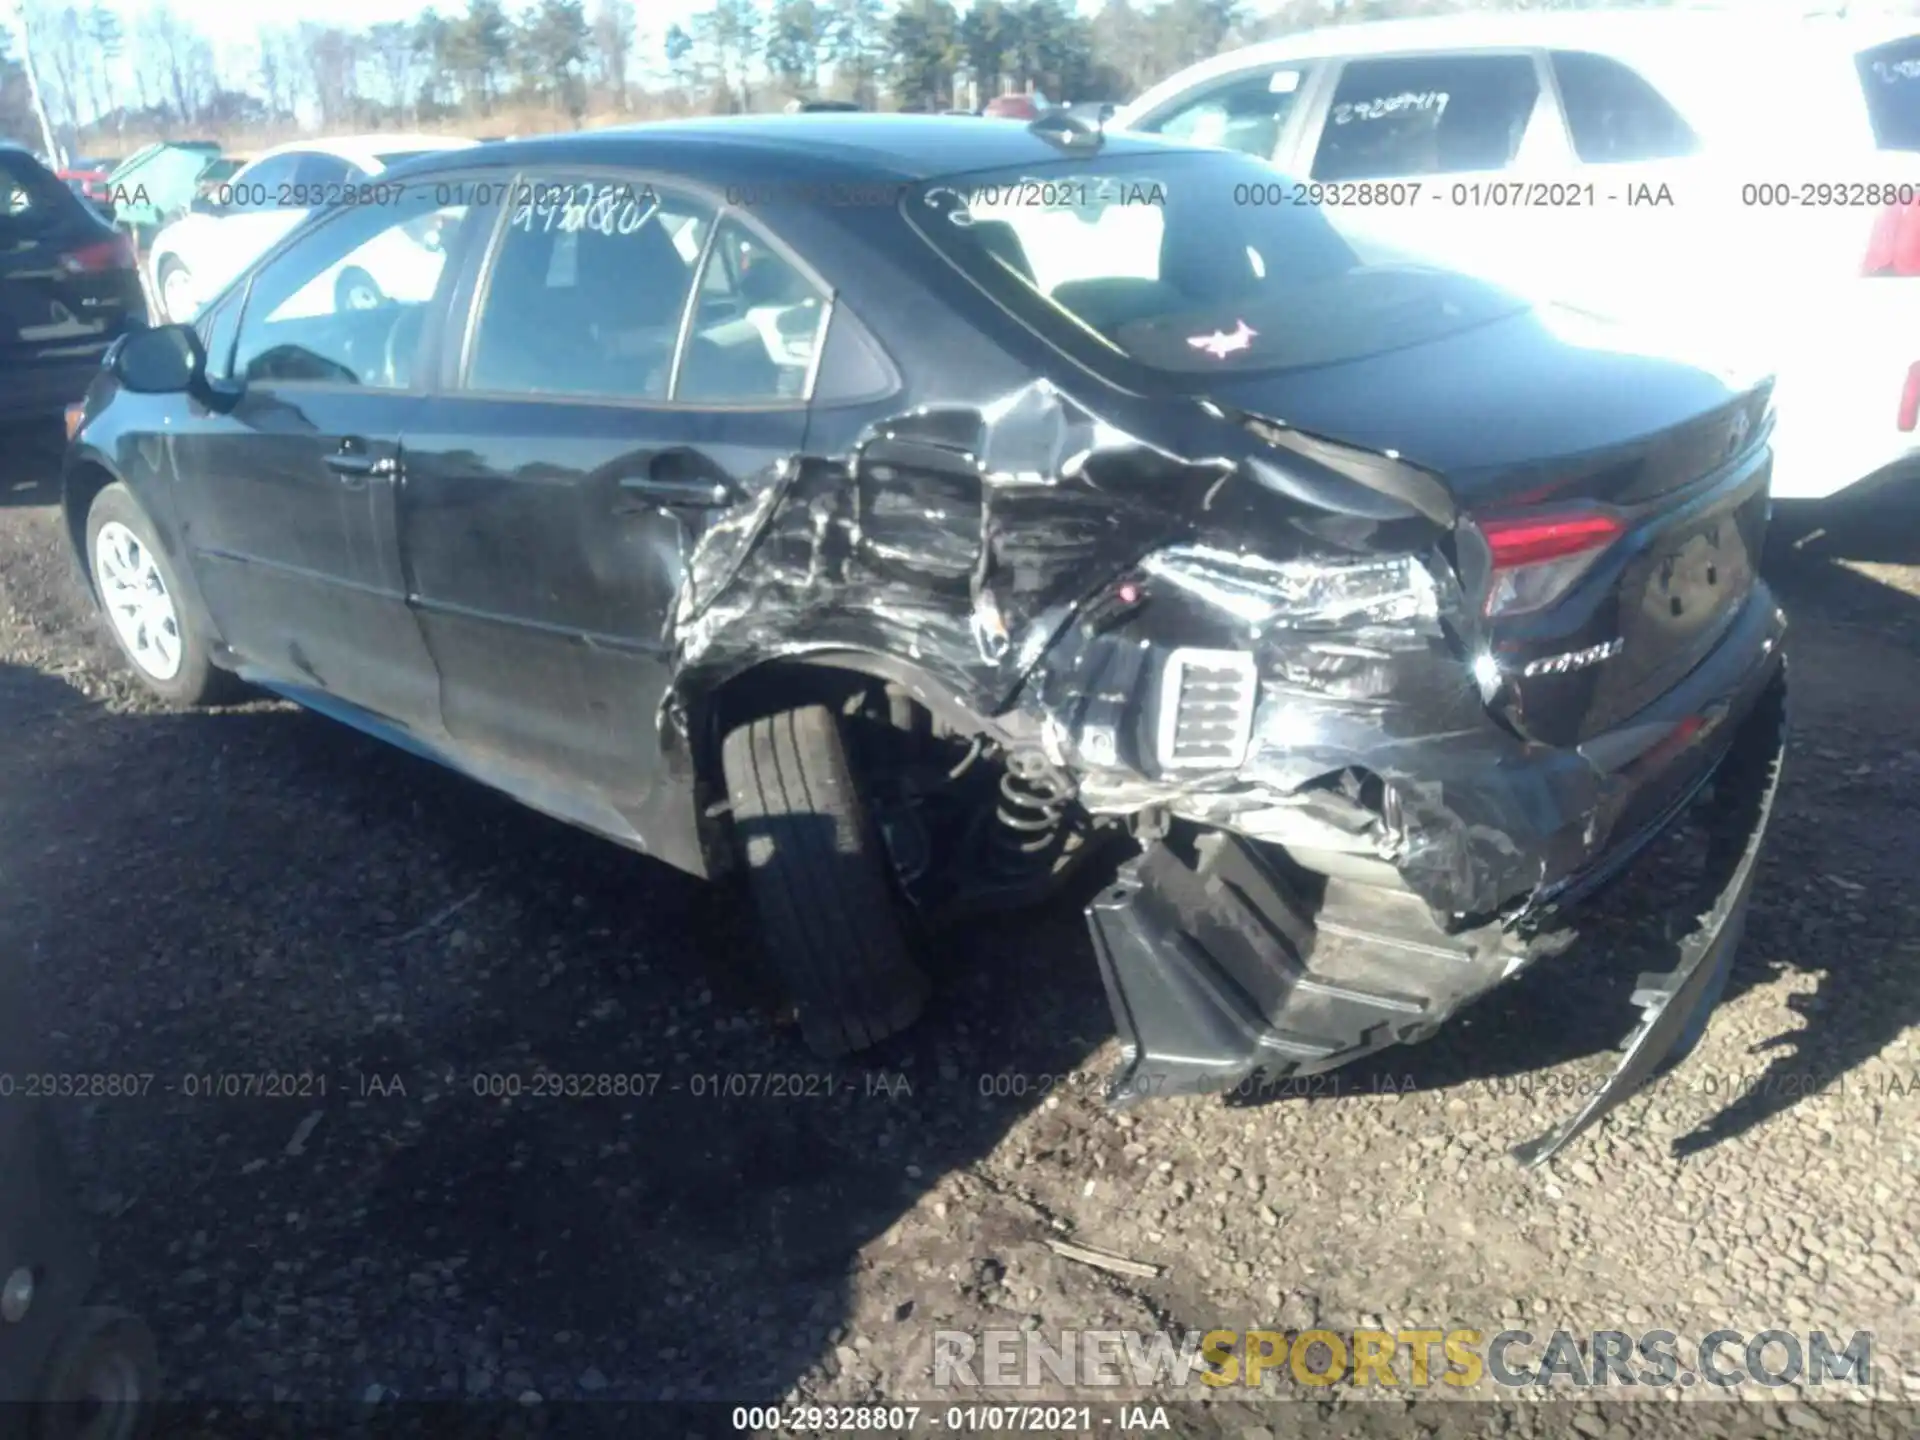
[1086,663,1787,1166]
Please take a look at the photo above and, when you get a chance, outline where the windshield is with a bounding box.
[375,150,433,169]
[1858,35,1920,150]
[905,150,1527,382]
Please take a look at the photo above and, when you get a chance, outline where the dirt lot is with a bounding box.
[3,417,1919,1432]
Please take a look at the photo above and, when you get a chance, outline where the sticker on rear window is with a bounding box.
[1333,90,1450,125]
[1187,319,1257,358]
[1269,70,1301,94]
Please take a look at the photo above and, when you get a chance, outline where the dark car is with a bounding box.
[60,118,1785,1164]
[1,145,147,425]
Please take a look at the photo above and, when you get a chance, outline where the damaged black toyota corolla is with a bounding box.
[61,117,1785,1164]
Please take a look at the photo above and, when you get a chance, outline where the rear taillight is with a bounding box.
[59,235,135,274]
[1478,510,1625,619]
[1864,199,1920,277]
[1900,361,1920,433]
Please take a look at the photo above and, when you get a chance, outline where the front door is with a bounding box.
[171,188,484,735]
[399,176,826,838]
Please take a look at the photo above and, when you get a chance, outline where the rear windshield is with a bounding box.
[0,151,77,232]
[1858,35,1920,150]
[905,150,1526,381]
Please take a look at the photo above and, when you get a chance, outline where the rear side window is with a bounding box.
[1312,54,1541,181]
[464,178,713,401]
[1139,68,1309,162]
[1551,51,1699,163]
[1859,36,1920,151]
[676,216,828,403]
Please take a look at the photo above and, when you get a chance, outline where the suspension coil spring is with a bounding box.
[990,750,1074,875]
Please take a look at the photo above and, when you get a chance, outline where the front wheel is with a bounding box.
[722,705,930,1058]
[85,483,238,708]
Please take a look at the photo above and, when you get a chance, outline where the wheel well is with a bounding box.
[63,462,115,596]
[698,655,992,752]
[687,654,999,811]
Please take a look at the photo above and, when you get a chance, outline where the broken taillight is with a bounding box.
[1478,510,1625,619]
[1864,199,1920,277]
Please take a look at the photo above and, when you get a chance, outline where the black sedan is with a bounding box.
[62,117,1785,1163]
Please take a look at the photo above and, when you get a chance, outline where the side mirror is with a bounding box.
[112,324,206,394]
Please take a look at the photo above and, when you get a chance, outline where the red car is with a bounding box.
[56,158,113,211]
[982,93,1049,120]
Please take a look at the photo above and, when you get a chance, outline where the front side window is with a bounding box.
[465,177,712,401]
[1140,68,1308,161]
[292,152,358,189]
[231,191,476,388]
[1312,54,1542,180]
[909,151,1526,384]
[225,153,299,211]
[1551,51,1699,163]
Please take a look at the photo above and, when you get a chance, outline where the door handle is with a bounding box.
[325,445,396,480]
[615,450,733,508]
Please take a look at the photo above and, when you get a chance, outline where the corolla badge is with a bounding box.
[1521,637,1625,678]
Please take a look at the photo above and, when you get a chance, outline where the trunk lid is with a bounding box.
[1206,297,1773,749]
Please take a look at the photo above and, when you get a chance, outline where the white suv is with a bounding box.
[1115,9,1920,503]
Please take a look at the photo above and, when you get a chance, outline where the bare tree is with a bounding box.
[589,0,634,111]
[368,21,417,120]
[7,0,62,161]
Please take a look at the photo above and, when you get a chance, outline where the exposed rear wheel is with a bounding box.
[722,705,930,1058]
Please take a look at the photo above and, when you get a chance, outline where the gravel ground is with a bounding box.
[2,418,1919,1434]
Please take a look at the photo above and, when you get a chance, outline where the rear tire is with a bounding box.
[722,705,930,1058]
[85,483,239,708]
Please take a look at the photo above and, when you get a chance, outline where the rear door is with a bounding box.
[0,150,143,376]
[398,172,822,846]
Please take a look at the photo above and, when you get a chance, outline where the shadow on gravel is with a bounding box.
[0,421,65,508]
[0,654,1098,1408]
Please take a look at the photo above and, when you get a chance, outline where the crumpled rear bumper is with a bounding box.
[1085,660,1787,1166]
